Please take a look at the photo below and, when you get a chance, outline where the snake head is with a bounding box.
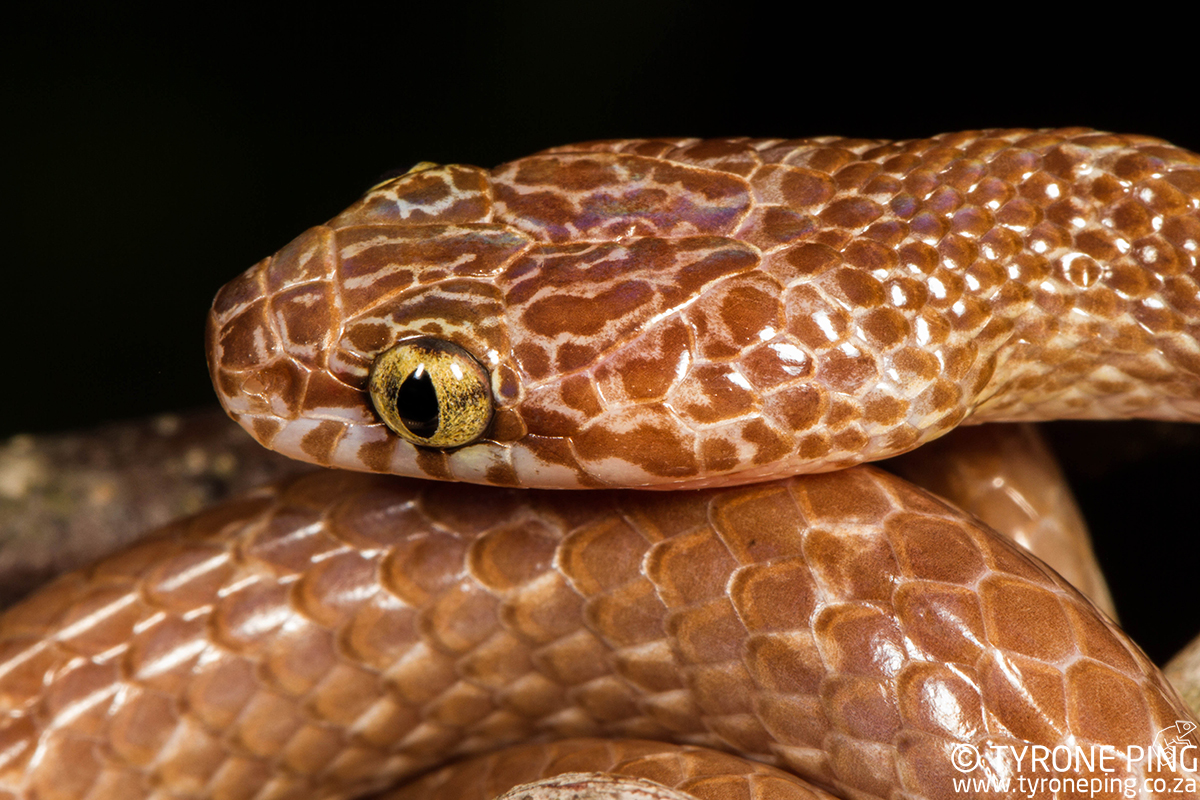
[206,144,981,488]
[207,161,539,484]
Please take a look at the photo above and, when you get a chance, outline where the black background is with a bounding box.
[6,5,1200,663]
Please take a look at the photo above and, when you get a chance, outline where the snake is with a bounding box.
[2,128,1199,800]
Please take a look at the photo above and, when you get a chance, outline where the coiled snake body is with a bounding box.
[2,129,1200,799]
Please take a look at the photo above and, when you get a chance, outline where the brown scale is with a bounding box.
[209,129,1200,489]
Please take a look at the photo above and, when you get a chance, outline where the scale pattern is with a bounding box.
[208,129,1200,488]
[0,469,1193,800]
[887,424,1116,617]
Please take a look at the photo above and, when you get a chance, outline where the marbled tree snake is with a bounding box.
[2,129,1200,800]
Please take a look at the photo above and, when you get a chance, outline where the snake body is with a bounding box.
[2,129,1200,799]
[208,128,1200,488]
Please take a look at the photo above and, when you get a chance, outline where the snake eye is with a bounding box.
[368,337,493,448]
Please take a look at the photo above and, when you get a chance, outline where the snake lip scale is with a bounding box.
[3,129,1200,800]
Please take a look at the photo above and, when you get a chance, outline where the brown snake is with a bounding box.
[2,129,1200,799]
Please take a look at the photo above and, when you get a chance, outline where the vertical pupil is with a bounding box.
[396,365,439,438]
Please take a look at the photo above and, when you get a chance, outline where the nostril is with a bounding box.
[242,375,267,396]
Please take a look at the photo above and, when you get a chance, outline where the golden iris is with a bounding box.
[368,337,492,448]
